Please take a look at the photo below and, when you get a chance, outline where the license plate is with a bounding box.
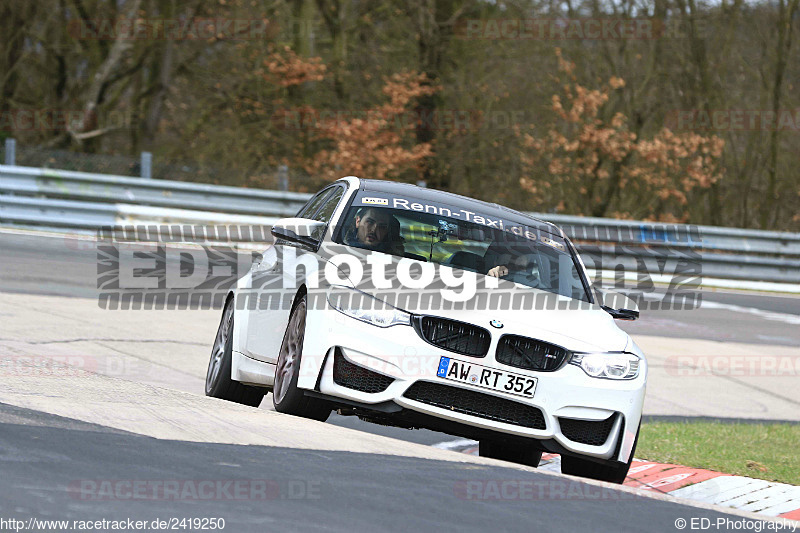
[436,356,537,398]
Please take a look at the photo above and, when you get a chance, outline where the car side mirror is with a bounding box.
[271,217,327,251]
[594,286,640,321]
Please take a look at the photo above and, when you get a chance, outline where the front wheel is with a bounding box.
[560,425,640,484]
[272,296,331,421]
[479,438,542,467]
[205,298,266,407]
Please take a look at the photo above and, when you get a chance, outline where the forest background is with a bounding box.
[1,0,798,230]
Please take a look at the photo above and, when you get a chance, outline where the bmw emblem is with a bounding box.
[490,320,504,329]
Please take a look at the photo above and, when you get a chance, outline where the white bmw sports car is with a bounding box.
[206,177,646,483]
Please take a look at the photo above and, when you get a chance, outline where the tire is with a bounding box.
[272,295,331,421]
[205,297,266,407]
[479,438,542,467]
[560,425,640,484]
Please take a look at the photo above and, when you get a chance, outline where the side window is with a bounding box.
[313,187,345,224]
[309,186,345,241]
[296,188,333,219]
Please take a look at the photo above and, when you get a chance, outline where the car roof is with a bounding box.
[354,178,565,237]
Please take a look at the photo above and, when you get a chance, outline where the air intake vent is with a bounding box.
[413,316,491,357]
[495,335,570,372]
[558,415,617,446]
[332,350,394,393]
[403,381,546,429]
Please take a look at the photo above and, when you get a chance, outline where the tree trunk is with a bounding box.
[760,0,799,229]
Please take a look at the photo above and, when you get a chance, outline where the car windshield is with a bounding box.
[334,194,590,302]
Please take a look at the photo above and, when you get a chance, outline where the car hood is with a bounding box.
[424,304,630,353]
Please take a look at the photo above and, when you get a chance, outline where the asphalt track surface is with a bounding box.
[1,229,797,531]
[0,403,771,533]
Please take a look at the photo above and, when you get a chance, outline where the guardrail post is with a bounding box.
[278,165,289,191]
[141,151,152,179]
[4,138,16,166]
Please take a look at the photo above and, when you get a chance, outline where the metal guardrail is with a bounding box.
[0,195,279,233]
[529,214,800,284]
[0,164,308,217]
[543,213,800,256]
[1,164,798,284]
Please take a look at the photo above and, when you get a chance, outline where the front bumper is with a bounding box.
[301,306,646,463]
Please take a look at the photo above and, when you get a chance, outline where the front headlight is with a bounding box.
[327,286,411,328]
[569,352,640,380]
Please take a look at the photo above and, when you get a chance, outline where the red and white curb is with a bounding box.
[624,458,800,521]
[433,440,800,521]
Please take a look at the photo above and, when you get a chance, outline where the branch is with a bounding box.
[69,125,124,141]
[67,0,109,56]
[78,0,142,131]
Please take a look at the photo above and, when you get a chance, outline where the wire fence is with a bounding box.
[14,145,141,177]
[1,139,327,193]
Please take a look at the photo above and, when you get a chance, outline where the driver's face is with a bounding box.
[355,210,390,247]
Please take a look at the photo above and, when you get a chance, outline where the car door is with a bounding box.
[243,184,346,363]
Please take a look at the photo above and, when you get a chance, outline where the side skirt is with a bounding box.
[232,350,275,388]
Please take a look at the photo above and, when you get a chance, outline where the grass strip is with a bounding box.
[637,421,800,485]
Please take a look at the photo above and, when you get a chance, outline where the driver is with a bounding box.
[345,207,404,254]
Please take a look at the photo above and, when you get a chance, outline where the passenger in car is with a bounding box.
[487,253,539,285]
